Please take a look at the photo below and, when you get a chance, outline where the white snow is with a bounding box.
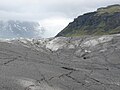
[9,25,14,33]
[23,27,27,32]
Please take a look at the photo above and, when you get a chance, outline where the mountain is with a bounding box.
[56,4,120,37]
[0,34,120,90]
[0,20,44,38]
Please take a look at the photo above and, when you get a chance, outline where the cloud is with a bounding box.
[0,0,119,37]
[0,0,119,20]
[39,17,72,38]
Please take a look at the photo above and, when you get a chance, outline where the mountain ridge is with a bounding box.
[56,4,120,37]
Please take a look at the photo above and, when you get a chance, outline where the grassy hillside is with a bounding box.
[56,4,120,37]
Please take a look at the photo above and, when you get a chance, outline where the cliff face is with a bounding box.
[56,4,120,37]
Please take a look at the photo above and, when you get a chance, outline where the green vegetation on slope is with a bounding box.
[97,4,120,15]
[56,4,120,37]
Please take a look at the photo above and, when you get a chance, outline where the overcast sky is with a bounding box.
[0,0,120,37]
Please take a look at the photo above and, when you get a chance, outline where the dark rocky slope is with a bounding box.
[56,4,120,37]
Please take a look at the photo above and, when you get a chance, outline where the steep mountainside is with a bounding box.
[0,20,44,38]
[56,4,120,37]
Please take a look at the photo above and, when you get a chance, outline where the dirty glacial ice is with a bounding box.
[0,34,120,90]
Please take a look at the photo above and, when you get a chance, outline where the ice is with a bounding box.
[82,35,113,47]
[46,37,67,51]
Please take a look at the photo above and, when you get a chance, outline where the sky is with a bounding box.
[0,0,120,38]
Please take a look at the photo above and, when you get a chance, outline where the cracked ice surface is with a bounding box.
[82,35,113,47]
[0,34,120,90]
[16,77,60,90]
[46,37,68,51]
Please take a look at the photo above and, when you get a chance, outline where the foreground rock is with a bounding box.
[0,34,120,90]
